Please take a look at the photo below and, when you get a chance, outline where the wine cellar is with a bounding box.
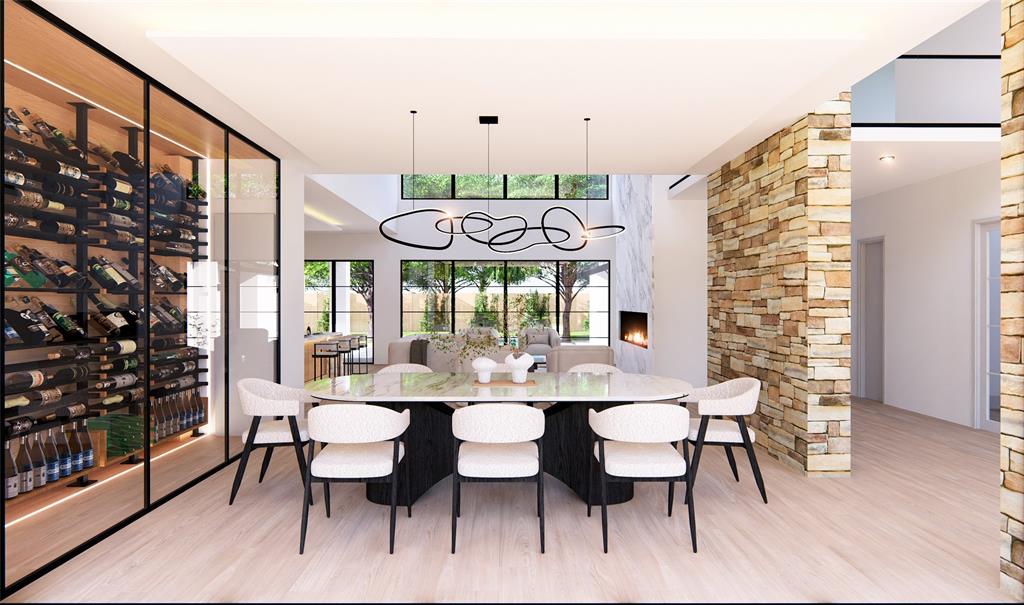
[2,1,280,591]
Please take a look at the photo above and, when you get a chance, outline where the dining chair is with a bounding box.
[588,403,696,553]
[312,341,340,379]
[567,363,621,375]
[230,378,315,505]
[450,403,546,553]
[299,405,412,555]
[684,377,766,503]
[377,363,433,374]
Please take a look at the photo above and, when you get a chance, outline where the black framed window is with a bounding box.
[400,174,609,200]
[400,260,610,345]
[303,260,374,349]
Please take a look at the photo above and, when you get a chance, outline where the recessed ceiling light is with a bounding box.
[879,154,896,163]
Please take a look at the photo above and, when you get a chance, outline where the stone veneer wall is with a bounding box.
[707,95,852,476]
[1001,0,1024,597]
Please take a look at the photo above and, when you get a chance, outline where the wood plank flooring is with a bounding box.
[3,399,1011,602]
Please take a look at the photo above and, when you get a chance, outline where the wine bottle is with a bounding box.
[5,366,88,395]
[4,170,26,186]
[151,335,186,350]
[30,433,47,488]
[33,298,87,341]
[4,319,24,345]
[87,143,120,171]
[40,158,84,180]
[4,305,51,345]
[68,422,84,473]
[55,426,72,477]
[149,260,184,291]
[91,228,143,246]
[39,219,77,237]
[78,421,94,469]
[88,256,128,292]
[94,373,137,391]
[57,403,87,421]
[101,386,143,406]
[152,241,194,256]
[91,293,140,337]
[97,357,139,372]
[4,106,37,142]
[4,387,63,409]
[89,310,126,336]
[96,197,132,212]
[100,174,133,195]
[152,375,196,397]
[93,339,137,355]
[192,389,205,425]
[15,245,71,288]
[110,151,144,175]
[5,441,19,499]
[19,107,86,162]
[4,249,47,287]
[4,417,33,438]
[99,256,139,290]
[5,187,66,211]
[16,436,34,493]
[89,211,137,231]
[42,429,59,483]
[46,345,91,361]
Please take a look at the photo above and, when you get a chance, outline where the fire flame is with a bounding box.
[624,331,648,347]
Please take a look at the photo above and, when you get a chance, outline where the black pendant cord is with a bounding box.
[585,117,590,234]
[411,110,417,214]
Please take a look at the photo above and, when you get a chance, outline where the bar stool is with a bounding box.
[357,335,369,374]
[312,342,341,379]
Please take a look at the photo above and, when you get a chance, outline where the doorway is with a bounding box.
[858,237,885,402]
[975,219,1001,432]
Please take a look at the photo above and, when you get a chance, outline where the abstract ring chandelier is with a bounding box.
[378,112,625,252]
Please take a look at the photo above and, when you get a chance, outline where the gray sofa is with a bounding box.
[545,345,615,373]
[519,326,561,357]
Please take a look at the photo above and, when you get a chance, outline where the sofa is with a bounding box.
[519,326,561,357]
[387,336,513,372]
[545,345,615,373]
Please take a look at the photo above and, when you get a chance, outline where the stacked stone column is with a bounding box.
[1001,0,1024,598]
[707,95,851,476]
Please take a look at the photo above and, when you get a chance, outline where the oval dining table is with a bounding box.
[306,372,693,507]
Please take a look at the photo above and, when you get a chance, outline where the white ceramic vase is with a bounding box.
[505,353,534,384]
[471,356,497,384]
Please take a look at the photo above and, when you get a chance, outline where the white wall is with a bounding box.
[305,196,616,363]
[852,160,999,426]
[651,176,709,386]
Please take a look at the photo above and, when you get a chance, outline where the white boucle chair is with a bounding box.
[300,405,411,555]
[588,403,696,554]
[450,403,546,553]
[377,363,433,374]
[684,377,766,504]
[230,378,316,505]
[567,363,621,375]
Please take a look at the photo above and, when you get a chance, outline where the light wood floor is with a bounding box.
[4,399,1011,603]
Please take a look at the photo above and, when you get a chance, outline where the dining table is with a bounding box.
[306,371,693,507]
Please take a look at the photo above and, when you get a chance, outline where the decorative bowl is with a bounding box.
[471,356,498,384]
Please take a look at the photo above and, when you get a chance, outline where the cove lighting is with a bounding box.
[4,59,208,159]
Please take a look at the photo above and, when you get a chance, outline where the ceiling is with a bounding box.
[38,1,986,175]
[852,139,999,200]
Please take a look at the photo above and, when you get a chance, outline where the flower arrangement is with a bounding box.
[428,332,502,364]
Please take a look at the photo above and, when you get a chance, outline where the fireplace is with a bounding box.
[619,311,648,348]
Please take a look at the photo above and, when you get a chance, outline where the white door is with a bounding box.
[859,239,885,402]
[976,220,1001,432]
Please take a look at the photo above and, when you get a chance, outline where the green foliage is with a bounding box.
[506,174,555,199]
[304,261,330,288]
[402,174,452,198]
[523,291,551,327]
[455,174,503,199]
[558,174,607,199]
[318,298,330,333]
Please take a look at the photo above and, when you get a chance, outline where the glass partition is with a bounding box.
[147,87,226,502]
[2,0,279,590]
[226,134,278,458]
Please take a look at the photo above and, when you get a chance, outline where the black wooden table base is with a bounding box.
[365,401,633,507]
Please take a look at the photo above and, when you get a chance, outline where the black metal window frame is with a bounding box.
[399,174,610,200]
[2,1,281,597]
[303,259,375,346]
[399,259,611,345]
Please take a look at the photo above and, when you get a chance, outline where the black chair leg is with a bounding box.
[323,481,331,518]
[299,471,313,554]
[404,458,412,518]
[724,445,740,482]
[538,471,546,554]
[738,417,767,503]
[686,476,697,553]
[450,474,459,554]
[389,471,398,554]
[456,479,461,518]
[668,481,675,517]
[682,440,691,505]
[258,447,274,483]
[287,417,313,506]
[586,444,593,517]
[229,417,261,505]
[599,442,609,554]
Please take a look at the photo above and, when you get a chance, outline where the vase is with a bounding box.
[505,353,534,384]
[472,356,497,384]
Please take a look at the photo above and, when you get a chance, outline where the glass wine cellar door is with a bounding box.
[2,1,280,592]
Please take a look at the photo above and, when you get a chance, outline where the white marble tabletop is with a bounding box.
[307,372,693,403]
